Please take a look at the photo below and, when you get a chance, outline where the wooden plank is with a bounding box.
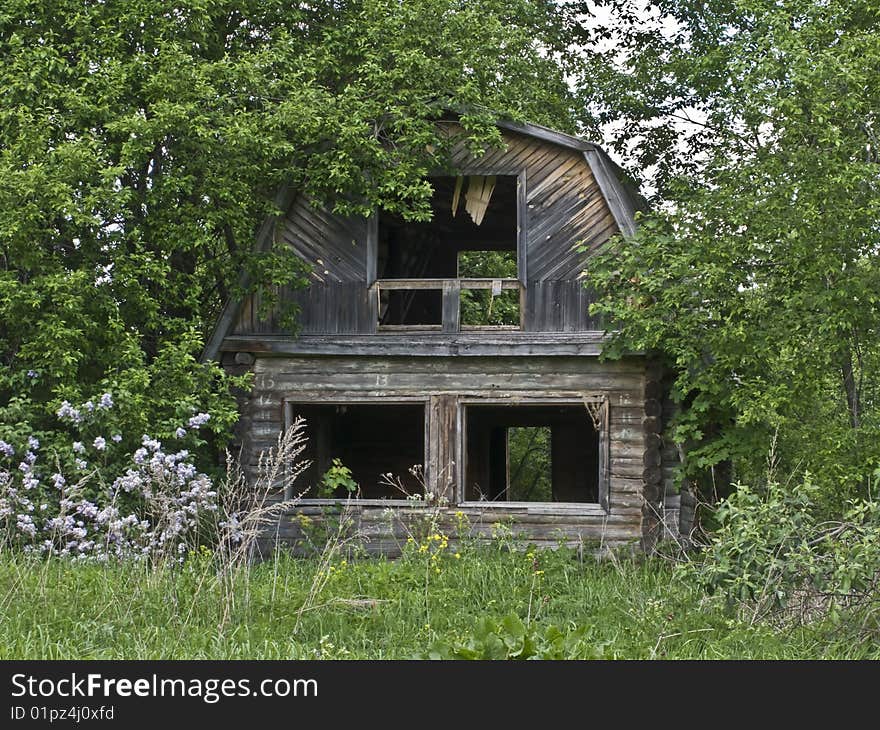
[220,334,621,357]
[442,279,460,333]
[376,278,519,290]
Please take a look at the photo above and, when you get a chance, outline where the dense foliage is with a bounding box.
[0,0,584,477]
[579,0,880,505]
[677,467,880,629]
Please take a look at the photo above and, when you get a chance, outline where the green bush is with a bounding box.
[681,471,880,626]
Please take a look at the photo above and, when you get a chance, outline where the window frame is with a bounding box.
[456,396,610,514]
[366,168,528,287]
[283,396,431,504]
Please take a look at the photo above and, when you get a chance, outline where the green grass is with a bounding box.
[0,540,872,659]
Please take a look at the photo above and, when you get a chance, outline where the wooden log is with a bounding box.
[642,466,662,484]
[643,398,662,418]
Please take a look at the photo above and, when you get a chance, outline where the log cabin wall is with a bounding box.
[228,354,650,553]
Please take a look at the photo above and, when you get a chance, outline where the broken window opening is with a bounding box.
[458,250,520,327]
[379,289,443,329]
[289,403,426,499]
[376,175,520,329]
[464,404,600,504]
[377,176,517,280]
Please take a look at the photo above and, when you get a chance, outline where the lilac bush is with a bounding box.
[0,394,221,562]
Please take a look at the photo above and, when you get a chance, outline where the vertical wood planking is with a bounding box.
[232,124,621,336]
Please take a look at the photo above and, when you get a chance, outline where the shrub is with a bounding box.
[0,396,306,564]
[680,471,880,627]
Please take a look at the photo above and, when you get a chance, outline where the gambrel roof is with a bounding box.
[202,119,643,362]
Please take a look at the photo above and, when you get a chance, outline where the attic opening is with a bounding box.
[463,404,601,504]
[376,175,521,329]
[289,402,426,499]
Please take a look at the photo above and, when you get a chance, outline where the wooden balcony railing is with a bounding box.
[375,278,521,333]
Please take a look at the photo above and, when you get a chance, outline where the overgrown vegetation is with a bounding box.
[3,1,879,660]
[679,468,880,630]
[3,539,877,660]
[581,0,880,508]
[0,0,585,478]
[0,420,877,660]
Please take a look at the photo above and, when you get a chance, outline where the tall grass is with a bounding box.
[1,426,875,660]
[0,539,872,659]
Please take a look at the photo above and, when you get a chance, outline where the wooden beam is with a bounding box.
[376,278,520,290]
[442,279,461,333]
[220,332,618,357]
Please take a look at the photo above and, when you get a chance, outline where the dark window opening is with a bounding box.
[464,405,599,503]
[290,403,425,499]
[377,175,519,328]
[379,289,442,328]
[377,176,518,280]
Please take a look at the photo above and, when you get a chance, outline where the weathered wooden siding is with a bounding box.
[232,126,619,336]
[237,354,648,552]
[443,126,619,282]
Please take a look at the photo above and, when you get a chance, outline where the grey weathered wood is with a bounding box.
[441,279,461,333]
[220,332,618,357]
[201,185,298,362]
[583,147,640,238]
[211,116,664,554]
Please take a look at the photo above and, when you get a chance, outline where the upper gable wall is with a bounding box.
[231,124,622,336]
[444,124,619,281]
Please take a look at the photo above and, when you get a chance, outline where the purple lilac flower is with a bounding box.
[72,441,85,454]
[52,473,65,489]
[93,436,107,451]
[174,427,187,439]
[16,514,36,537]
[0,441,13,458]
[27,370,38,378]
[187,412,210,429]
[57,401,82,423]
[141,435,161,452]
[111,434,122,443]
[27,436,39,451]
[83,400,95,412]
[98,393,113,409]
[75,458,87,470]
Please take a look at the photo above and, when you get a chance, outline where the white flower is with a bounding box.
[93,436,107,451]
[72,441,85,454]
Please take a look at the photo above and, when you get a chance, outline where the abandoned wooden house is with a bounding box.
[203,118,683,554]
